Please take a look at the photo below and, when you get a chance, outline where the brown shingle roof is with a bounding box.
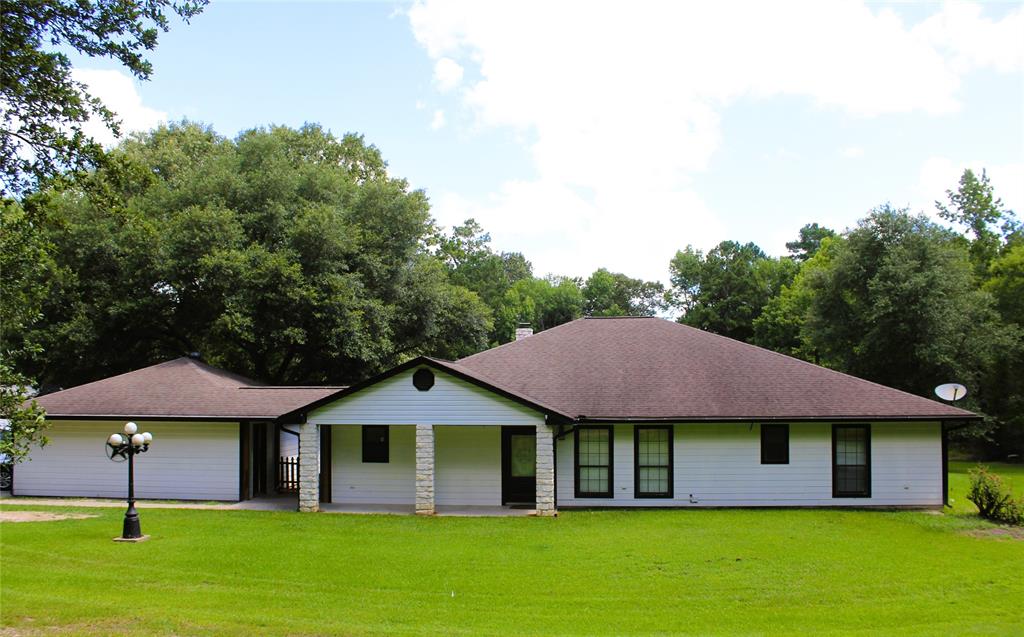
[34,357,342,420]
[455,317,975,421]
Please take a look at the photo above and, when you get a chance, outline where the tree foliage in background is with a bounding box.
[936,169,1021,278]
[0,200,55,461]
[15,122,492,387]
[1,0,207,196]
[582,268,666,317]
[669,241,797,342]
[786,223,836,262]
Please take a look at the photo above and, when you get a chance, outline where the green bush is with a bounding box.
[966,465,1024,525]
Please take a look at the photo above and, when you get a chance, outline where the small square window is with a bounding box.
[362,426,389,463]
[760,424,789,465]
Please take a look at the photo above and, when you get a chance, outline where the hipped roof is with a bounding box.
[452,317,975,421]
[34,357,341,420]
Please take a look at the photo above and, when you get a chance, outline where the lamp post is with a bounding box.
[106,422,153,541]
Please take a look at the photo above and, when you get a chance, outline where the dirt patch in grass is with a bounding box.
[0,511,97,523]
[963,526,1024,540]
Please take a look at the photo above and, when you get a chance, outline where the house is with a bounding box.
[17,317,975,515]
[13,357,339,501]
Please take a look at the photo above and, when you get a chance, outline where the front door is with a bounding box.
[502,426,536,505]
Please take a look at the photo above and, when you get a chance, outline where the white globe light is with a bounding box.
[131,433,145,446]
[123,422,138,435]
[142,432,153,444]
[108,433,123,446]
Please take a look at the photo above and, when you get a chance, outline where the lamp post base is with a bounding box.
[122,503,142,539]
[112,534,150,543]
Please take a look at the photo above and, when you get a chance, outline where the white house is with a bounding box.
[18,317,976,515]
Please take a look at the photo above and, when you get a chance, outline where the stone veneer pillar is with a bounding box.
[298,422,320,512]
[415,424,435,515]
[535,422,556,516]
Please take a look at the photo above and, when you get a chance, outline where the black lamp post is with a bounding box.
[106,422,153,541]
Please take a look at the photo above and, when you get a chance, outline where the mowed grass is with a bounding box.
[2,464,1022,636]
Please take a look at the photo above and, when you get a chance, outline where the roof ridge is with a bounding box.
[668,321,971,415]
[458,317,588,363]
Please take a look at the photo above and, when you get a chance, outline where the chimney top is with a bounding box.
[515,323,533,341]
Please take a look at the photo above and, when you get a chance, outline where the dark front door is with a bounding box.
[502,427,536,505]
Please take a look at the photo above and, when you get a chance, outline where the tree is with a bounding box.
[0,200,55,461]
[786,223,836,262]
[582,268,665,317]
[17,122,493,387]
[936,169,1020,277]
[669,241,797,342]
[1,0,207,196]
[493,276,583,342]
[799,206,1015,435]
[437,219,533,311]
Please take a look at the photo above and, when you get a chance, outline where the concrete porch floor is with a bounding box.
[0,495,537,517]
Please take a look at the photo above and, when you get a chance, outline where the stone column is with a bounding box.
[298,422,320,513]
[415,424,435,515]
[535,422,556,516]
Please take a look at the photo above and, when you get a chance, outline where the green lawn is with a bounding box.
[2,463,1022,636]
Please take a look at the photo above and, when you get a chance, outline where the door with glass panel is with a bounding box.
[501,426,536,505]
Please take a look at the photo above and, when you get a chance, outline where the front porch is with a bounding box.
[291,423,557,515]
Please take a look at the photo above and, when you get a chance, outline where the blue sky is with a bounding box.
[69,1,1024,283]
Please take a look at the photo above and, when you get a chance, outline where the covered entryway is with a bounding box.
[501,426,536,505]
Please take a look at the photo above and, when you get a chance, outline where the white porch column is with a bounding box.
[415,424,435,515]
[536,422,556,516]
[298,422,320,512]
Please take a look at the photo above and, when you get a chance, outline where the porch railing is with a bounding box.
[278,455,299,493]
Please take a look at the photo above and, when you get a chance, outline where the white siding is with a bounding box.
[556,422,942,507]
[308,368,544,427]
[329,425,502,506]
[14,420,240,501]
[331,425,416,504]
[436,426,501,506]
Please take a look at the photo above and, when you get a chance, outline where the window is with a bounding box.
[575,426,613,498]
[362,426,389,463]
[760,424,789,464]
[833,424,870,497]
[635,426,673,498]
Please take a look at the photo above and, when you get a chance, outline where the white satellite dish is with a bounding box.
[934,383,967,402]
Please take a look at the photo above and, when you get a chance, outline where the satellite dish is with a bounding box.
[105,442,127,462]
[934,383,967,402]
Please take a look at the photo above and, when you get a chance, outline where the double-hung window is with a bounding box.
[760,424,789,464]
[634,426,673,498]
[832,424,870,497]
[362,425,389,463]
[575,426,613,498]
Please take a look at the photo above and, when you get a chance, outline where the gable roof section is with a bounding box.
[455,317,977,421]
[34,357,342,420]
[278,356,572,423]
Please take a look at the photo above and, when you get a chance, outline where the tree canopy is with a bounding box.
[1,0,207,196]
[16,122,493,386]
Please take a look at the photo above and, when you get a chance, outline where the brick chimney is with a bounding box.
[515,322,534,341]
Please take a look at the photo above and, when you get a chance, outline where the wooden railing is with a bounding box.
[278,456,298,493]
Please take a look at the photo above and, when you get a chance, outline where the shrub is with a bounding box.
[967,466,1024,525]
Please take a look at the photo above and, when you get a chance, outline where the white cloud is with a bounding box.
[408,1,1023,283]
[71,68,167,147]
[430,109,446,130]
[433,57,464,92]
[841,146,865,159]
[917,157,1024,222]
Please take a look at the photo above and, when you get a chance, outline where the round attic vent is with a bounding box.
[413,368,435,391]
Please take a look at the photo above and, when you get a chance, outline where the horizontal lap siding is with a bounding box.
[436,426,501,506]
[14,420,239,501]
[557,422,942,507]
[331,425,415,504]
[308,369,542,426]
